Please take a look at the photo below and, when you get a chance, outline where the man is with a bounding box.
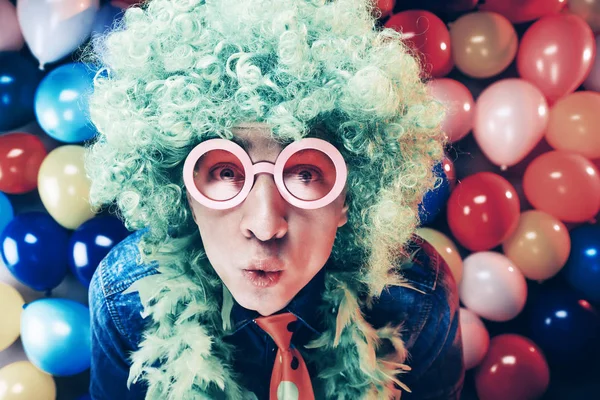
[85,0,464,398]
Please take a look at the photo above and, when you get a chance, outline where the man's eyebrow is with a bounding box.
[229,135,254,151]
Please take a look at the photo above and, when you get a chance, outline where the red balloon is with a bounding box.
[375,0,396,18]
[523,151,600,222]
[475,334,550,400]
[0,132,47,194]
[479,0,566,23]
[385,10,453,78]
[517,14,596,104]
[447,172,520,251]
[442,154,457,191]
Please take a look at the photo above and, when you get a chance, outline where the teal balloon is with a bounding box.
[34,62,97,143]
[0,192,13,235]
[20,298,91,376]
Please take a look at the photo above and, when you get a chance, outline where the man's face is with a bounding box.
[186,124,348,316]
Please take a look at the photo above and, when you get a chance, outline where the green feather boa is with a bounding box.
[123,251,412,399]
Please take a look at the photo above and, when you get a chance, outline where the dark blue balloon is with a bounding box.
[76,395,91,400]
[528,287,600,367]
[564,224,600,303]
[0,52,44,131]
[0,192,13,235]
[68,216,130,287]
[91,3,125,38]
[0,212,69,291]
[418,162,451,225]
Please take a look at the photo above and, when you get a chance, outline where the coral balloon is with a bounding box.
[546,91,600,159]
[475,334,550,400]
[0,282,24,352]
[473,79,548,169]
[447,172,520,251]
[517,14,596,105]
[427,78,474,142]
[449,12,518,79]
[502,210,570,281]
[583,34,600,91]
[460,252,527,322]
[523,151,600,222]
[479,0,565,23]
[569,0,600,33]
[459,307,490,370]
[385,10,453,78]
[417,228,463,285]
[0,133,47,194]
[38,145,97,229]
[0,361,56,400]
[0,0,24,51]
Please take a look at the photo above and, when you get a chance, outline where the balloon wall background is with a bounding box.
[1,0,600,399]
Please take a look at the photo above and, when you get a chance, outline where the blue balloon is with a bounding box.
[34,62,98,143]
[0,192,13,235]
[91,3,125,37]
[76,395,91,400]
[564,224,600,303]
[0,212,69,291]
[0,52,44,131]
[68,216,130,287]
[528,287,600,367]
[418,162,451,225]
[21,298,91,376]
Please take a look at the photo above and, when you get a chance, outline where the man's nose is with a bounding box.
[239,173,288,241]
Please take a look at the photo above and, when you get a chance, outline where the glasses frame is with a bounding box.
[183,137,348,210]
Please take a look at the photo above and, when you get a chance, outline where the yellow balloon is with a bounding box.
[0,361,56,400]
[502,210,571,281]
[416,228,463,285]
[0,283,24,352]
[37,145,96,230]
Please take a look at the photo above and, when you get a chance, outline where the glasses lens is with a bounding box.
[282,148,337,201]
[193,149,245,201]
[192,146,339,204]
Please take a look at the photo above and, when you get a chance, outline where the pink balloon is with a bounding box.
[517,14,596,104]
[459,252,528,322]
[0,0,24,52]
[460,307,490,370]
[583,34,600,92]
[428,78,475,142]
[473,79,549,169]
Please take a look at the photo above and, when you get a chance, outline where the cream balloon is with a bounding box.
[459,251,528,322]
[0,0,24,52]
[459,307,490,370]
[449,11,518,78]
[0,283,24,352]
[503,210,571,281]
[416,227,463,285]
[0,361,56,400]
[16,0,100,70]
[37,145,96,230]
[473,78,549,169]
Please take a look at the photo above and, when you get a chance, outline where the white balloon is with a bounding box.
[17,0,100,70]
[459,251,527,322]
[459,307,490,370]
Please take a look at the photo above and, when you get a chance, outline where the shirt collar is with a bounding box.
[228,265,327,335]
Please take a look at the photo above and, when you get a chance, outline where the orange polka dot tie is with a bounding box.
[254,312,315,400]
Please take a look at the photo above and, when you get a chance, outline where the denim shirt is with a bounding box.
[89,230,464,400]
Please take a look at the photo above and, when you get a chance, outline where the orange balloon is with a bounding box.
[546,91,600,159]
[523,151,600,222]
[502,210,571,281]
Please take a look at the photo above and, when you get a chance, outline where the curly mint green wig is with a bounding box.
[83,0,445,397]
[85,0,444,293]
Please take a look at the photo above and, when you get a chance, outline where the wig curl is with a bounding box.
[83,0,446,397]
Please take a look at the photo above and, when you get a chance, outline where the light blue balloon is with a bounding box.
[0,192,13,235]
[34,62,98,143]
[21,298,91,376]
